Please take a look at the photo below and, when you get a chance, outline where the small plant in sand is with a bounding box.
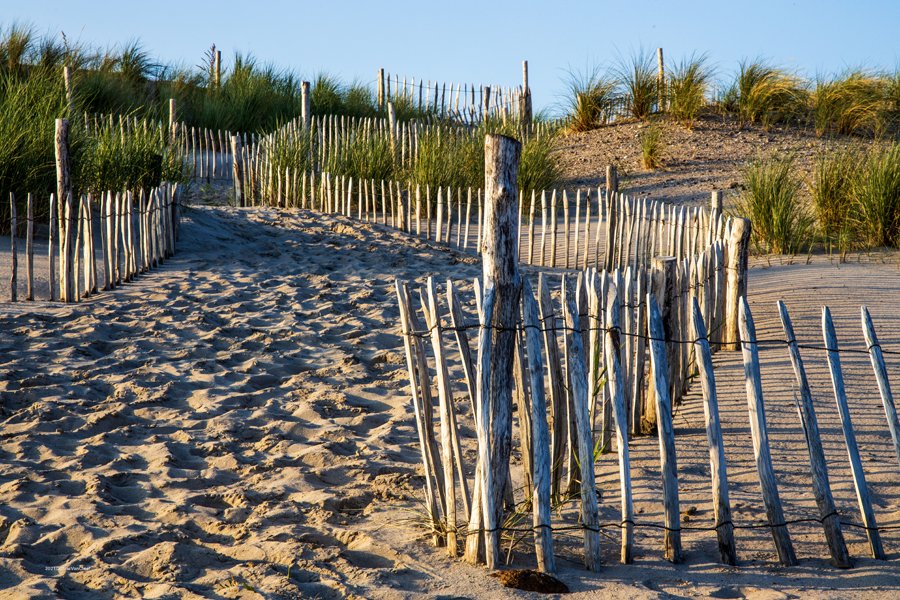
[563,65,617,133]
[667,54,712,128]
[737,153,813,254]
[640,123,665,170]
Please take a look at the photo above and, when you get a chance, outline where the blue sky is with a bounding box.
[5,0,899,114]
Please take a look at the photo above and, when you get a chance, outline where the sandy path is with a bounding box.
[1,205,898,599]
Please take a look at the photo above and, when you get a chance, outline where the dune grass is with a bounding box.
[812,71,890,137]
[667,54,712,128]
[737,153,813,254]
[724,60,808,128]
[810,146,860,253]
[640,123,665,170]
[74,118,187,196]
[852,142,900,248]
[562,66,617,133]
[617,50,657,121]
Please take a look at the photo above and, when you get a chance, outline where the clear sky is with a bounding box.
[5,0,899,114]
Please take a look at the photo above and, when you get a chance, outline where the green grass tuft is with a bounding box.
[738,153,813,254]
[667,54,712,128]
[562,65,617,133]
[724,59,808,128]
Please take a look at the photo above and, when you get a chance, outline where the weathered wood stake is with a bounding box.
[778,301,851,568]
[647,294,683,563]
[689,298,737,566]
[739,297,797,566]
[482,134,523,528]
[823,306,885,559]
[861,306,900,470]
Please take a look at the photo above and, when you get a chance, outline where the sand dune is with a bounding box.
[0,204,898,598]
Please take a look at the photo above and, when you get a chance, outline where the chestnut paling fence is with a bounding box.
[394,134,899,575]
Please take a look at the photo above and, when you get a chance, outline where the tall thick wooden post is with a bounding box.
[214,50,222,88]
[482,134,522,548]
[724,218,750,349]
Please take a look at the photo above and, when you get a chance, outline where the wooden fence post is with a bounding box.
[656,48,665,112]
[649,256,677,430]
[724,218,750,350]
[604,165,618,270]
[231,135,244,207]
[168,98,176,141]
[25,193,33,301]
[9,193,17,302]
[738,297,797,566]
[377,68,385,108]
[214,50,221,88]
[778,301,851,568]
[387,102,397,161]
[301,81,311,129]
[690,298,737,566]
[563,278,602,571]
[521,279,555,574]
[49,194,57,301]
[605,283,634,564]
[55,118,71,228]
[861,306,900,470]
[521,60,532,123]
[482,133,523,538]
[395,280,442,547]
[646,293,682,563]
[468,285,498,568]
[710,191,723,226]
[823,307,885,559]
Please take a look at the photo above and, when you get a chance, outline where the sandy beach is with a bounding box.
[1,204,898,599]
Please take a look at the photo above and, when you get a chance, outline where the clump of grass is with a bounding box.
[640,123,665,169]
[724,59,808,128]
[405,126,482,191]
[852,142,900,248]
[332,130,395,182]
[562,66,617,133]
[617,50,657,120]
[810,146,860,254]
[812,71,889,137]
[74,118,187,195]
[667,54,712,128]
[0,65,70,198]
[519,130,561,193]
[737,153,813,253]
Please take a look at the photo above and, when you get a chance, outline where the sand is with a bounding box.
[0,203,898,599]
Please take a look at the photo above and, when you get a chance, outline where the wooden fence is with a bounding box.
[393,134,900,574]
[396,273,900,572]
[6,182,180,304]
[377,70,525,124]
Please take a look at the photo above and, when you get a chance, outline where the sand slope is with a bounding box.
[0,205,898,599]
